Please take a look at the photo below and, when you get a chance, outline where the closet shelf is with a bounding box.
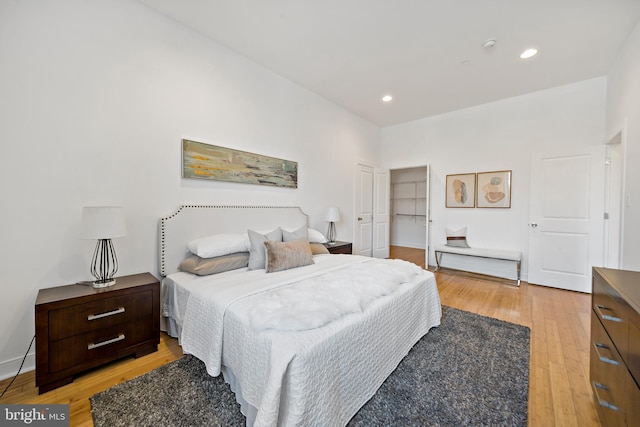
[391,180,427,220]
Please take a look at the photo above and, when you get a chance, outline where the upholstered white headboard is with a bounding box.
[159,205,309,277]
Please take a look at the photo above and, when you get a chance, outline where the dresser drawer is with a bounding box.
[629,317,640,386]
[48,320,153,373]
[48,290,153,340]
[592,273,628,357]
[590,314,628,426]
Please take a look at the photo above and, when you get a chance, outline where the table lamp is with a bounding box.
[80,206,127,288]
[325,207,340,245]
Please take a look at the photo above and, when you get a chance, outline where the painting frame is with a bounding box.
[476,170,512,208]
[445,173,476,208]
[182,139,298,188]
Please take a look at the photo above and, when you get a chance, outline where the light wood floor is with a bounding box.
[1,246,600,427]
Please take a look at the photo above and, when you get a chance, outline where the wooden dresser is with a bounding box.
[35,273,160,394]
[590,267,640,426]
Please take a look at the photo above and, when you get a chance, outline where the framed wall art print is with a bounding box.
[445,173,476,208]
[476,170,512,208]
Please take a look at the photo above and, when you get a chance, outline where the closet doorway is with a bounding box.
[390,166,430,267]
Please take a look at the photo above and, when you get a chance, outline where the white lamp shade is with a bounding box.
[80,206,127,239]
[326,207,340,222]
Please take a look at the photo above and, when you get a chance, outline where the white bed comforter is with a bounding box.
[164,255,441,427]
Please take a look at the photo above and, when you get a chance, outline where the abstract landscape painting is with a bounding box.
[182,139,298,188]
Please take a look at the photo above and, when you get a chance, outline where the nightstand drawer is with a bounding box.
[49,290,153,340]
[49,320,153,373]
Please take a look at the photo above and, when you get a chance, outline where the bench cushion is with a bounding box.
[434,245,521,262]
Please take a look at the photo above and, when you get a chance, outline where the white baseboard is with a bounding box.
[0,352,35,382]
[390,241,426,250]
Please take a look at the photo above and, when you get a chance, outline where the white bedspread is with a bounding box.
[249,258,424,331]
[163,255,441,427]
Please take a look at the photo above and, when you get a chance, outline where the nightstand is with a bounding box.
[35,272,160,394]
[324,241,353,254]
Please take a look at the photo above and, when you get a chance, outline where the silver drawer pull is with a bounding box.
[88,307,125,321]
[592,382,619,411]
[596,304,622,322]
[88,334,125,350]
[594,343,620,365]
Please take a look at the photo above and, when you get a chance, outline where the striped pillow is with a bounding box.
[445,227,470,248]
[264,239,314,273]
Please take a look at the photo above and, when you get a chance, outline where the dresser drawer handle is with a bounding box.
[88,334,125,350]
[596,304,622,322]
[592,382,619,411]
[88,307,125,321]
[594,343,620,365]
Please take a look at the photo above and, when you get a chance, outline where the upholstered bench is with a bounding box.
[434,245,522,286]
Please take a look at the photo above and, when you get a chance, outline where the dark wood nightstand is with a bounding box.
[35,272,160,394]
[324,241,353,254]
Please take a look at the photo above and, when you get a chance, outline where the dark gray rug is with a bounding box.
[91,307,529,427]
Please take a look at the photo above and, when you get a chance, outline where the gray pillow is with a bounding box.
[248,227,283,270]
[282,225,308,242]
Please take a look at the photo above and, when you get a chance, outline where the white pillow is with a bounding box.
[187,233,250,258]
[307,228,328,243]
[445,227,470,248]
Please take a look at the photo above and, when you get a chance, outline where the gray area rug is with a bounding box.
[91,307,529,426]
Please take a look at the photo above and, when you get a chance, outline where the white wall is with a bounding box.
[0,0,380,379]
[381,78,607,280]
[606,20,640,271]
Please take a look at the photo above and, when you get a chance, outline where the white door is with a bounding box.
[355,164,373,256]
[373,168,390,258]
[528,146,605,292]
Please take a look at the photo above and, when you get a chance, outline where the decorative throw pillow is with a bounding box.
[445,226,470,248]
[282,225,309,242]
[179,252,250,276]
[187,233,249,258]
[264,239,314,273]
[309,243,330,255]
[307,228,328,243]
[247,227,283,270]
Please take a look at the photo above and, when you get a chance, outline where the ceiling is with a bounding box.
[138,0,640,127]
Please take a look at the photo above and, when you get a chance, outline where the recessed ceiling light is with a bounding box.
[382,95,393,102]
[520,48,538,59]
[482,39,496,49]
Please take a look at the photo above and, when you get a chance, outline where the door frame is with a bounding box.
[388,163,430,268]
[604,122,627,269]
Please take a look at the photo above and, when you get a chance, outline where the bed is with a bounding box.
[159,205,441,427]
